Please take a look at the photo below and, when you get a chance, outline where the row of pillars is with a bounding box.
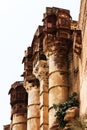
[24,60,49,130]
[23,40,70,130]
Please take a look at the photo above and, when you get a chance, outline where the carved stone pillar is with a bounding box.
[33,60,49,130]
[24,78,40,130]
[9,81,27,130]
[48,40,70,129]
[12,113,27,130]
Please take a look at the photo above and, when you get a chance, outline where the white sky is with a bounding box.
[0,0,81,129]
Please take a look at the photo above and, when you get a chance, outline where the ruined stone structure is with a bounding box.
[8,81,28,130]
[6,0,87,129]
[21,7,81,130]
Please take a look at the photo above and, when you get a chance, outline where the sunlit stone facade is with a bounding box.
[5,1,87,129]
[21,7,81,130]
[79,0,87,116]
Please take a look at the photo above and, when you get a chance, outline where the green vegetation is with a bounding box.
[53,92,79,128]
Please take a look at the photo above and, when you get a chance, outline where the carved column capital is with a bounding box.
[33,60,48,80]
[24,81,33,93]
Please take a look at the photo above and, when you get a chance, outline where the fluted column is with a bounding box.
[48,40,69,129]
[24,80,40,130]
[33,60,49,130]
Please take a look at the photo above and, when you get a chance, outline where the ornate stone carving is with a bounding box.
[9,81,27,107]
[33,60,48,80]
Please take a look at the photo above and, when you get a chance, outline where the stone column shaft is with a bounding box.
[25,82,40,130]
[33,60,49,130]
[40,79,49,130]
[12,113,27,130]
[48,41,69,129]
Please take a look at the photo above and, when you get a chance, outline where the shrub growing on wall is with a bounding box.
[53,92,79,128]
